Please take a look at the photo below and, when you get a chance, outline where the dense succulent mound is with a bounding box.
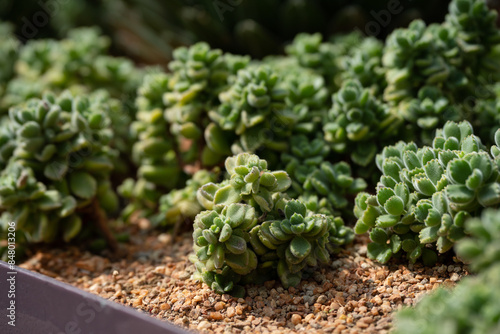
[354,121,500,265]
[0,91,120,259]
[192,153,354,296]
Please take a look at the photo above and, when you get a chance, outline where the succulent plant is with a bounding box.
[446,0,500,81]
[207,66,288,154]
[164,43,243,139]
[355,121,500,264]
[398,86,462,145]
[281,135,367,216]
[393,263,500,334]
[120,72,182,219]
[0,91,120,258]
[340,37,386,95]
[164,43,249,166]
[193,153,354,294]
[281,70,329,136]
[456,208,500,273]
[250,200,353,288]
[323,80,401,167]
[0,22,18,101]
[192,203,259,295]
[154,169,219,227]
[197,153,291,213]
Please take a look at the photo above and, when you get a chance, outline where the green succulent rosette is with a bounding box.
[355,121,500,264]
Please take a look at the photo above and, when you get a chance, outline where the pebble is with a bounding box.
[291,314,302,325]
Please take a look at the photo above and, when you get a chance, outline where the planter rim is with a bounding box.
[0,261,189,334]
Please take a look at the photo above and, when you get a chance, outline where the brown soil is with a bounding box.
[20,223,467,334]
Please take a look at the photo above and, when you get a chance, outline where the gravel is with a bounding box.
[20,224,468,333]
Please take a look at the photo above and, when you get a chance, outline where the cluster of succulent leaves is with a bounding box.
[393,262,500,334]
[0,91,119,259]
[191,153,354,296]
[392,208,500,334]
[354,121,500,265]
[2,27,142,112]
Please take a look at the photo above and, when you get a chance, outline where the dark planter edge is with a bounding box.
[0,261,189,334]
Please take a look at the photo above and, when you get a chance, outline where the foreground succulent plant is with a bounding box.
[250,200,353,288]
[354,121,500,264]
[456,208,500,273]
[393,263,500,334]
[192,153,354,295]
[0,91,119,258]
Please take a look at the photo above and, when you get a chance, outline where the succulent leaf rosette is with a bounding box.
[398,86,462,144]
[285,33,339,90]
[198,153,291,213]
[282,135,367,216]
[208,66,288,154]
[355,121,500,264]
[192,153,354,295]
[192,203,258,295]
[0,91,119,258]
[456,208,500,273]
[393,263,500,334]
[154,169,219,227]
[323,80,401,167]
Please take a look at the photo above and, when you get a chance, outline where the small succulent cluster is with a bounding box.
[393,263,500,334]
[3,27,142,111]
[393,207,500,333]
[282,135,367,216]
[323,80,401,167]
[381,0,500,144]
[0,23,18,102]
[285,33,339,90]
[191,153,354,295]
[455,208,500,273]
[154,169,219,228]
[354,121,500,264]
[208,66,288,155]
[0,92,119,258]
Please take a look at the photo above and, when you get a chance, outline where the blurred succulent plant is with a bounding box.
[120,72,182,220]
[355,121,500,264]
[340,37,386,95]
[193,154,354,295]
[208,66,288,155]
[393,263,500,334]
[164,43,249,166]
[0,23,18,101]
[456,208,500,273]
[282,135,367,216]
[446,0,500,81]
[285,33,340,90]
[0,91,120,258]
[154,169,219,228]
[323,80,401,167]
[382,20,460,105]
[398,86,462,145]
